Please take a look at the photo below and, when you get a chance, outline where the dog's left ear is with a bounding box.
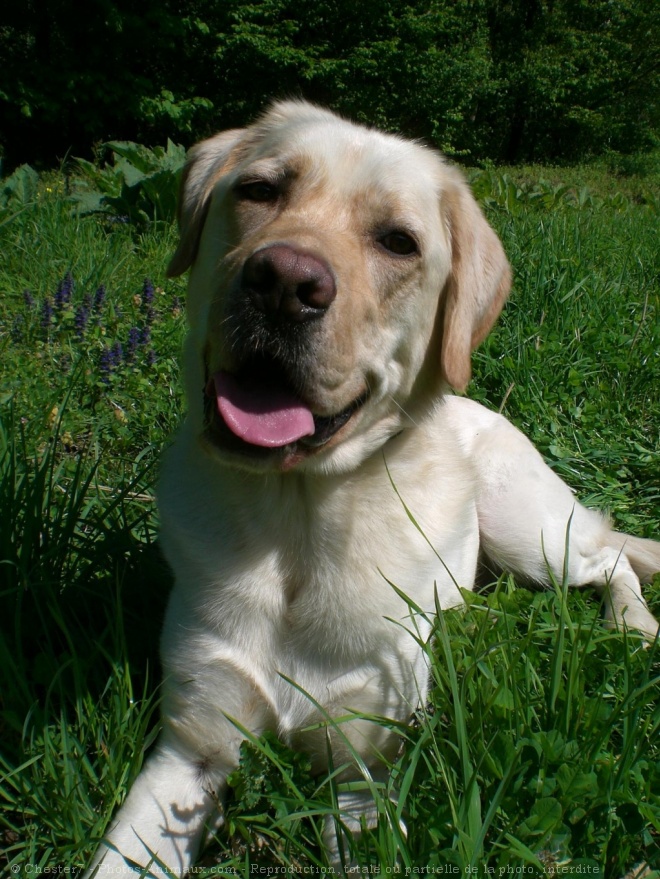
[167,128,248,277]
[440,173,512,391]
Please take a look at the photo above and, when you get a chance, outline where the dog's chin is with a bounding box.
[201,381,369,472]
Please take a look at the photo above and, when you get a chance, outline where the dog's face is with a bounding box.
[168,101,511,474]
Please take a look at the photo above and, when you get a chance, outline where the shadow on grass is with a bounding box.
[0,406,173,760]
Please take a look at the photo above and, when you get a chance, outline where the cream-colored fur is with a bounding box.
[88,102,659,876]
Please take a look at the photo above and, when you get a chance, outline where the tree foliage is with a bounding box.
[0,0,658,168]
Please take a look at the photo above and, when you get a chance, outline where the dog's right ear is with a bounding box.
[167,129,247,278]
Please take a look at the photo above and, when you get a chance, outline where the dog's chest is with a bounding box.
[158,429,479,746]
[160,437,478,658]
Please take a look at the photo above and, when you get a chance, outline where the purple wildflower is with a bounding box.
[142,278,154,306]
[141,279,157,325]
[99,346,114,384]
[23,289,35,309]
[74,304,90,339]
[126,327,141,362]
[140,325,151,347]
[41,297,54,335]
[93,285,106,312]
[111,340,123,366]
[145,348,156,367]
[55,272,73,311]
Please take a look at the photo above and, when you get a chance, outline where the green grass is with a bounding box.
[0,164,659,877]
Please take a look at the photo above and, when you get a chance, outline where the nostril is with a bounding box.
[297,277,335,311]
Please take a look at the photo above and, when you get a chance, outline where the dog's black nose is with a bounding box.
[242,245,337,322]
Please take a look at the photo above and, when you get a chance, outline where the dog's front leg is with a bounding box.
[88,733,225,877]
[445,397,660,638]
[322,766,405,874]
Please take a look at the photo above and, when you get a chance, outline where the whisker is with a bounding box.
[388,394,419,427]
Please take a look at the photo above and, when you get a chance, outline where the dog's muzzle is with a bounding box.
[202,246,367,462]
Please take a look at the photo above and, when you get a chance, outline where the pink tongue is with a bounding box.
[212,371,315,448]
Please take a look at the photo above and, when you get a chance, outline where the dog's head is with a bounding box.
[168,101,510,474]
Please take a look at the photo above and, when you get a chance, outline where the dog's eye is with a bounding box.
[378,231,418,256]
[236,180,279,203]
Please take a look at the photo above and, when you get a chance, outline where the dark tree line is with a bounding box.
[1,0,658,169]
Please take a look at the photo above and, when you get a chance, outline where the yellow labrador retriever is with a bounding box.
[89,101,660,874]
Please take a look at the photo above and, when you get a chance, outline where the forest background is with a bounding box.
[1,0,659,171]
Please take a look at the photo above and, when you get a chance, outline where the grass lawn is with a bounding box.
[1,159,659,877]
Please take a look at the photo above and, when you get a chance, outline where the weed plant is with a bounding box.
[0,166,658,876]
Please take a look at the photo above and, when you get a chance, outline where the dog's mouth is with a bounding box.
[203,357,368,459]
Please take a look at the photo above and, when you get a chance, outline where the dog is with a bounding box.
[88,101,660,875]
